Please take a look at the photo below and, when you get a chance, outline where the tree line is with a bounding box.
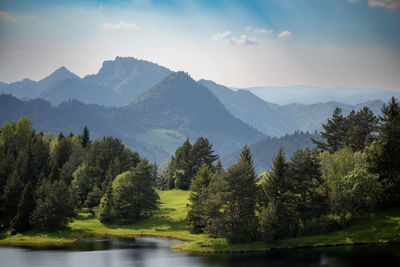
[1,97,398,245]
[0,120,159,233]
[181,97,400,243]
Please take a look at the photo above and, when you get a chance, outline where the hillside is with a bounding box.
[222,131,320,174]
[199,79,296,136]
[126,72,266,156]
[201,80,385,137]
[0,73,265,163]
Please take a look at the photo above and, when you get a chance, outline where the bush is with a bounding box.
[298,213,352,236]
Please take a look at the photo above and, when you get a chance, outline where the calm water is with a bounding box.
[1,237,400,267]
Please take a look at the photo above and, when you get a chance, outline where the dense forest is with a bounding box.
[0,121,158,233]
[0,97,399,245]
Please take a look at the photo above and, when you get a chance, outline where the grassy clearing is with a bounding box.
[1,189,399,252]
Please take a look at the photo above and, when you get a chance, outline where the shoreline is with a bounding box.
[0,231,399,254]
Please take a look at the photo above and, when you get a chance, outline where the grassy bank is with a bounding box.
[1,189,399,252]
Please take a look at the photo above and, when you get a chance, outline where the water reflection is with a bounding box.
[1,237,399,267]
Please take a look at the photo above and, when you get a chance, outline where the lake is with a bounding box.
[1,237,399,267]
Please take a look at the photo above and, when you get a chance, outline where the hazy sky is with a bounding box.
[0,0,399,89]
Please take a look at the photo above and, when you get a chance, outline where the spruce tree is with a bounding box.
[346,107,377,151]
[10,182,35,234]
[187,164,213,233]
[81,126,91,148]
[288,148,326,221]
[0,171,24,227]
[216,146,258,243]
[367,97,400,205]
[259,147,298,241]
[312,108,348,152]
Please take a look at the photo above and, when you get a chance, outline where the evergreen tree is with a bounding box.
[312,108,347,152]
[0,171,24,227]
[170,139,193,189]
[190,137,219,173]
[187,164,213,233]
[81,126,91,148]
[367,97,400,205]
[10,182,35,234]
[30,135,50,183]
[258,147,298,241]
[288,148,326,221]
[30,180,75,230]
[204,146,258,243]
[346,107,378,151]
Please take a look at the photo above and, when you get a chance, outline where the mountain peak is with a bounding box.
[39,66,79,87]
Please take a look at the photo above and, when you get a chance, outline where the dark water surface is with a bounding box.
[1,237,400,267]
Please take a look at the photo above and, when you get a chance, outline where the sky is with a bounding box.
[0,0,399,90]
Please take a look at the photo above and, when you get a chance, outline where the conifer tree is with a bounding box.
[10,182,35,234]
[187,164,213,233]
[259,147,298,241]
[81,126,91,148]
[312,108,347,152]
[205,146,258,243]
[367,97,400,205]
[0,171,24,227]
[346,107,378,151]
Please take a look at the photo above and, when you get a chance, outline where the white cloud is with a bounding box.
[102,21,140,30]
[0,11,16,22]
[348,0,360,3]
[254,28,273,34]
[213,31,232,41]
[245,26,252,31]
[213,31,258,45]
[368,0,400,9]
[278,30,291,39]
[235,35,258,45]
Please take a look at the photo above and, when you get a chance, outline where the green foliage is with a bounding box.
[320,147,366,208]
[313,106,378,153]
[204,146,258,243]
[367,97,400,205]
[0,171,24,227]
[10,182,35,234]
[345,107,378,151]
[84,185,102,208]
[98,159,159,223]
[258,148,298,241]
[165,137,218,190]
[288,148,327,221]
[72,164,94,206]
[187,164,213,233]
[30,180,75,230]
[312,107,347,152]
[330,168,383,216]
[81,126,91,148]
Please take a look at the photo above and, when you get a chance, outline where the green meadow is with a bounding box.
[1,189,399,252]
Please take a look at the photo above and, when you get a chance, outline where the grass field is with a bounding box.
[1,189,399,252]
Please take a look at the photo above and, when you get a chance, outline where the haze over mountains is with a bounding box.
[0,56,395,165]
[242,85,400,105]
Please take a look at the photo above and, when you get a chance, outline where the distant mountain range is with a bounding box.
[222,131,320,174]
[199,80,385,136]
[240,85,400,105]
[0,56,396,166]
[0,57,172,106]
[0,72,265,163]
